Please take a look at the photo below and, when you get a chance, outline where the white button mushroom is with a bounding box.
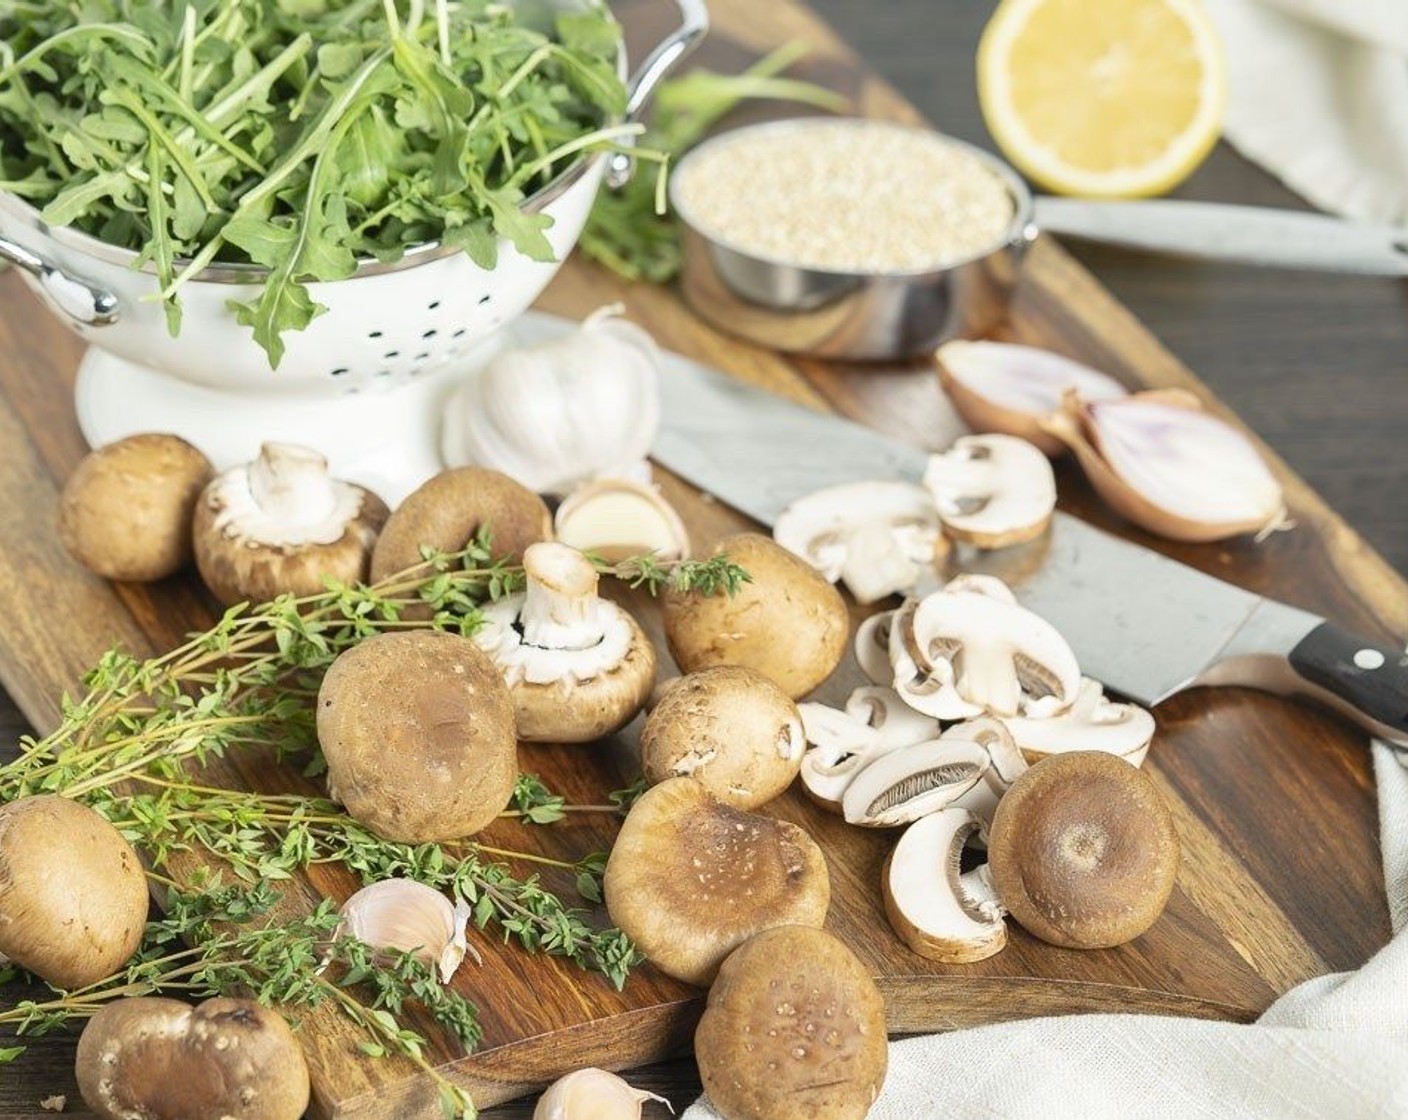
[922,433,1056,549]
[772,480,944,604]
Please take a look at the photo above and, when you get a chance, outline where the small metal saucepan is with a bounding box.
[671,118,1408,361]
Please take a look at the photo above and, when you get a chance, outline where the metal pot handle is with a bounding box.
[606,0,710,189]
[0,235,119,326]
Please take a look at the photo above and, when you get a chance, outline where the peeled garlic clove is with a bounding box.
[554,478,690,562]
[936,340,1127,456]
[441,304,662,496]
[338,879,475,984]
[533,1068,670,1120]
[1044,391,1288,542]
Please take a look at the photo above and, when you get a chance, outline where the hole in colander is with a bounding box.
[330,367,349,377]
[452,328,467,338]
[369,329,383,339]
[375,369,391,377]
[415,351,430,361]
[477,294,491,304]
[428,300,441,310]
[422,329,438,339]
[384,350,400,359]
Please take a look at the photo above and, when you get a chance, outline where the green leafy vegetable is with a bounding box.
[0,0,628,364]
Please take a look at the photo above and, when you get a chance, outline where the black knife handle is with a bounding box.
[1288,622,1408,740]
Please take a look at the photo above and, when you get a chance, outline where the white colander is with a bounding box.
[0,0,707,501]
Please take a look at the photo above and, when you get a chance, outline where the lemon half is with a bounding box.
[978,0,1226,198]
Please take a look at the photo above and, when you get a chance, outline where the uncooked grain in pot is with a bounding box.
[674,120,1016,272]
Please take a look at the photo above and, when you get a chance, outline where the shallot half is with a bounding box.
[1046,390,1289,541]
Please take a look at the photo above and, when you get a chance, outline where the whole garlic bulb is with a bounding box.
[442,305,662,496]
[533,1068,669,1120]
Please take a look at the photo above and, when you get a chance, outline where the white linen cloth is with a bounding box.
[1203,0,1408,227]
[685,742,1408,1118]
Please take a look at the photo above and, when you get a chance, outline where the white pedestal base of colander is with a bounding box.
[74,337,507,506]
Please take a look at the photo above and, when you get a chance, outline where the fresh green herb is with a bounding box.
[509,773,568,825]
[0,0,628,365]
[580,41,850,283]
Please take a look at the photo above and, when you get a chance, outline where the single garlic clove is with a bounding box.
[1043,391,1288,542]
[554,478,690,563]
[338,879,476,984]
[936,339,1127,456]
[533,1068,671,1120]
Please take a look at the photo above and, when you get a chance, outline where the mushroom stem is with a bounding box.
[248,442,339,526]
[521,543,605,651]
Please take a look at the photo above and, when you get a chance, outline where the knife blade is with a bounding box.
[651,348,1408,747]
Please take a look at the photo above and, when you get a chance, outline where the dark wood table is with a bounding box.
[4,0,1406,1115]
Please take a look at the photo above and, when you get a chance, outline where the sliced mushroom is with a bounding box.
[773,481,944,604]
[553,477,689,563]
[841,738,989,828]
[901,580,1081,719]
[853,611,895,686]
[798,686,939,811]
[1002,677,1156,766]
[474,543,655,743]
[882,807,1007,963]
[193,442,389,606]
[603,778,830,987]
[923,434,1056,549]
[939,716,1029,824]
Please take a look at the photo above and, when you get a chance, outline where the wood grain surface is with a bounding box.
[1,0,1403,1117]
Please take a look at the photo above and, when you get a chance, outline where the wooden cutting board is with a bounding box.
[0,0,1401,1115]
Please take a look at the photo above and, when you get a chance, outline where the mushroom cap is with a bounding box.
[603,778,830,987]
[317,630,518,842]
[369,466,552,582]
[58,433,213,582]
[0,795,148,989]
[662,533,849,700]
[695,926,887,1120]
[922,434,1056,549]
[987,751,1180,949]
[503,603,656,743]
[640,666,805,809]
[75,996,310,1120]
[192,446,389,607]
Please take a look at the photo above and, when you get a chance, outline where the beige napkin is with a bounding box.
[684,742,1408,1118]
[1203,0,1408,227]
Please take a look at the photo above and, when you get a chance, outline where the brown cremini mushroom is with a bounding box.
[987,750,1180,949]
[662,533,848,700]
[58,433,213,581]
[75,996,309,1120]
[0,795,148,989]
[603,778,830,986]
[193,442,389,606]
[473,542,655,743]
[695,926,887,1120]
[639,666,804,809]
[317,630,518,842]
[369,465,552,582]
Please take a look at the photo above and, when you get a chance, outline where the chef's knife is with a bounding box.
[651,354,1408,747]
